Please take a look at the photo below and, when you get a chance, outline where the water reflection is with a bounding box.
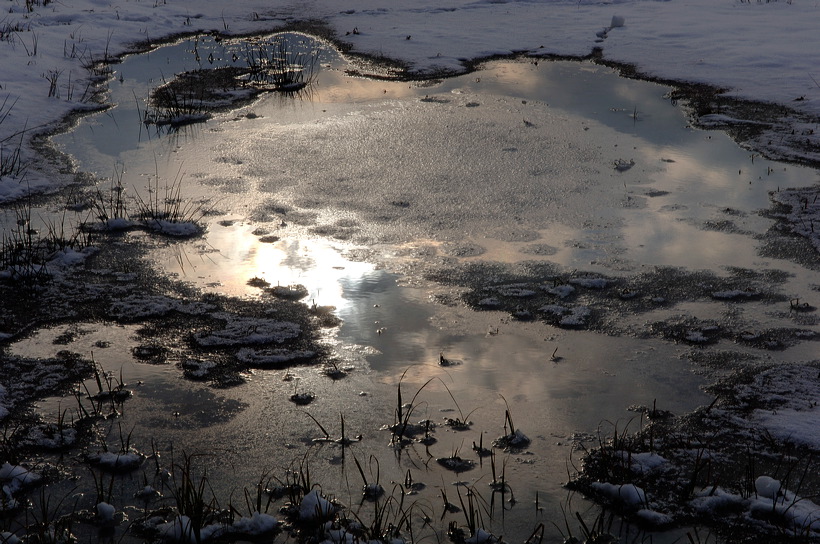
[38,32,820,542]
[156,218,375,310]
[54,32,344,175]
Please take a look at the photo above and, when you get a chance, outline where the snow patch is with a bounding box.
[590,482,647,507]
[195,315,302,346]
[299,489,336,520]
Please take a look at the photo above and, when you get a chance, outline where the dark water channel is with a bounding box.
[20,32,820,542]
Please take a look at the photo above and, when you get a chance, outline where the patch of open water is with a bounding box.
[17,31,820,541]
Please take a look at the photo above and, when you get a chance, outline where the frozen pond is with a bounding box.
[11,31,820,541]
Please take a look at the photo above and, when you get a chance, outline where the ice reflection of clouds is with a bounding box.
[367,309,709,432]
[621,214,758,270]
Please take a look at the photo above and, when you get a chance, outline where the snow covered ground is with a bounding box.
[1,0,819,203]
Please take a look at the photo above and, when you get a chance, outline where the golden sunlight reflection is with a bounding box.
[156,219,375,311]
[316,71,423,102]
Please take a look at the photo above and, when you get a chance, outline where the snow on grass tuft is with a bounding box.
[230,511,278,536]
[711,289,758,300]
[143,218,204,237]
[539,304,591,327]
[97,502,116,523]
[492,429,530,451]
[24,424,77,449]
[299,489,337,520]
[749,476,820,534]
[88,451,143,473]
[590,482,646,507]
[466,528,498,544]
[494,284,537,298]
[0,462,41,492]
[153,511,278,542]
[618,451,667,474]
[0,462,41,510]
[635,508,672,527]
[690,487,743,515]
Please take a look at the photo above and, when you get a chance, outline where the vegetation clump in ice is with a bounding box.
[569,361,820,539]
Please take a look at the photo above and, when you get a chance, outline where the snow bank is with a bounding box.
[0,0,819,207]
[741,365,820,450]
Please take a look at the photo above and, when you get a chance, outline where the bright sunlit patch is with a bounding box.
[154,218,375,311]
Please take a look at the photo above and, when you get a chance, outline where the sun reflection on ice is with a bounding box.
[155,217,376,311]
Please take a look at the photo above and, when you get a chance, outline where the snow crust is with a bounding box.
[108,295,216,319]
[743,364,820,449]
[236,347,316,367]
[194,315,301,346]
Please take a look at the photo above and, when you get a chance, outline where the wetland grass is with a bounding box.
[0,198,93,286]
[242,34,319,93]
[133,162,207,236]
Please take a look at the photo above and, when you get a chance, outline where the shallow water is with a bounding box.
[27,31,820,541]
